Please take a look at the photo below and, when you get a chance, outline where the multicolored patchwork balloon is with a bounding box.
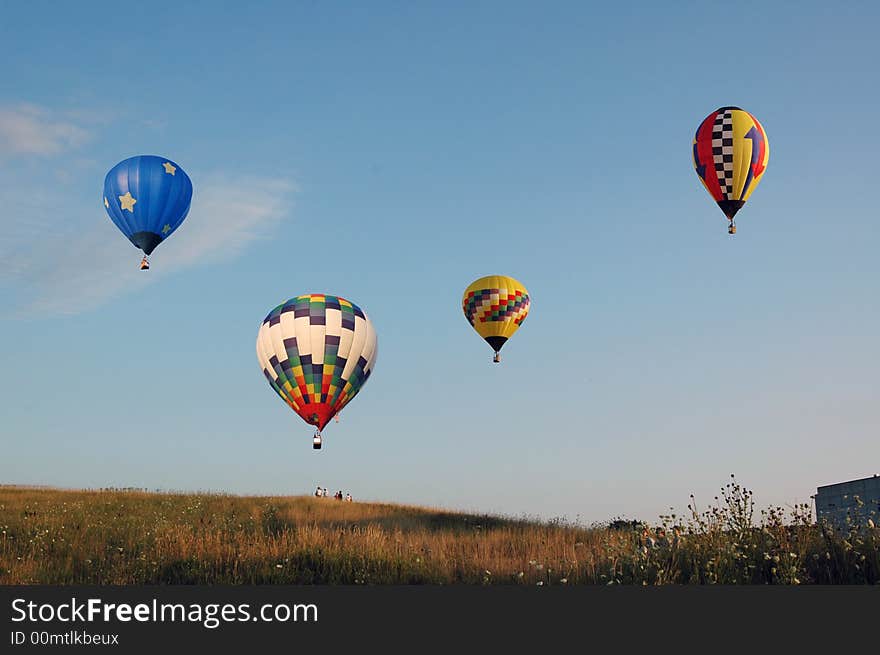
[103,155,193,267]
[692,106,769,234]
[256,294,378,449]
[462,275,530,363]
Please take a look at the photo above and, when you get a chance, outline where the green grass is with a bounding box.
[1,477,877,584]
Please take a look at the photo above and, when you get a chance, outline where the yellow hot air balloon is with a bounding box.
[462,275,530,363]
[692,106,769,235]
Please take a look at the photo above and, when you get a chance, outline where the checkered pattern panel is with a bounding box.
[711,110,735,199]
[332,356,373,414]
[463,288,530,326]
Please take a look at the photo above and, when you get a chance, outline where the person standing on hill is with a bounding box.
[345,493,352,502]
[315,485,322,497]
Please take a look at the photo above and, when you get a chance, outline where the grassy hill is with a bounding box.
[1,481,876,584]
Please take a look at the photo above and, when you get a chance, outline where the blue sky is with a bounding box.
[1,1,878,524]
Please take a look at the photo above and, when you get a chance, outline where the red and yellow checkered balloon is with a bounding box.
[692,106,769,229]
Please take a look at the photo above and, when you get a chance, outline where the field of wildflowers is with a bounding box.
[1,477,876,584]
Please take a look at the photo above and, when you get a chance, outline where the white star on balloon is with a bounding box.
[118,191,136,212]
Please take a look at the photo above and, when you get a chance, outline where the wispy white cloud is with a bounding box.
[0,104,91,156]
[159,175,294,267]
[1,175,295,317]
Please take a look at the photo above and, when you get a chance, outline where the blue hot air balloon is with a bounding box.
[103,155,193,270]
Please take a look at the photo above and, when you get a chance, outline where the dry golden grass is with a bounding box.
[1,479,876,584]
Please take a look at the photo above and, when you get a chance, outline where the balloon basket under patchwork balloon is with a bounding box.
[313,431,322,450]
[728,220,736,236]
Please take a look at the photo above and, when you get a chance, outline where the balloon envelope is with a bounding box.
[692,106,769,222]
[462,275,530,355]
[103,155,193,255]
[256,294,378,433]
